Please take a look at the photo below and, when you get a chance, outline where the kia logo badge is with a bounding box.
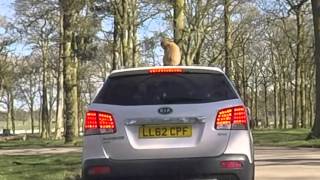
[158,107,173,115]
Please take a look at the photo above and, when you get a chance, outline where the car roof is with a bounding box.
[110,66,224,76]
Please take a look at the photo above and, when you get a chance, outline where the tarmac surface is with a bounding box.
[1,146,320,179]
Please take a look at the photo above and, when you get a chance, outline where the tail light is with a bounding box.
[215,105,248,130]
[88,166,111,175]
[220,160,244,169]
[149,68,183,74]
[85,111,116,135]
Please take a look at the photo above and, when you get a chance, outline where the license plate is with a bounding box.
[139,124,192,138]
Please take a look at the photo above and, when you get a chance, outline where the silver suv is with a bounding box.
[82,66,254,180]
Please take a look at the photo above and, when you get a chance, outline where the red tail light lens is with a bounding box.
[85,112,99,129]
[85,111,116,135]
[232,106,247,129]
[88,166,111,175]
[149,68,183,74]
[215,105,248,130]
[220,160,244,169]
[215,108,233,129]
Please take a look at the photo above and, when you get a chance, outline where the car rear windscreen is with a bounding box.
[93,73,238,105]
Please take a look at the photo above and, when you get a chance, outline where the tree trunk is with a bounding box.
[6,94,10,130]
[293,64,300,129]
[30,100,34,134]
[233,61,241,96]
[242,45,247,104]
[264,83,268,128]
[293,10,302,129]
[55,65,64,139]
[173,0,185,64]
[60,0,80,143]
[194,45,202,65]
[112,16,120,70]
[121,0,129,67]
[299,11,306,128]
[249,87,254,128]
[128,0,137,68]
[77,85,82,136]
[63,43,79,143]
[41,42,50,139]
[308,0,320,139]
[6,90,15,134]
[48,73,54,132]
[270,42,278,128]
[224,0,232,77]
[283,78,287,129]
[132,23,138,67]
[273,81,278,129]
[55,9,64,140]
[279,79,283,129]
[10,92,15,135]
[306,80,311,127]
[77,57,81,136]
[309,79,315,127]
[254,72,258,127]
[73,33,81,137]
[291,86,295,127]
[300,62,306,128]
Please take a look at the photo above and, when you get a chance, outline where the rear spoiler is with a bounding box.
[109,67,223,78]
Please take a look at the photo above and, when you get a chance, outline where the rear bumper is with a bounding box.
[82,154,254,180]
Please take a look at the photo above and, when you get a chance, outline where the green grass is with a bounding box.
[253,129,320,148]
[0,153,81,180]
[0,135,83,149]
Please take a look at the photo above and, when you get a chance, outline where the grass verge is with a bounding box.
[253,129,320,148]
[0,153,81,180]
[0,135,82,149]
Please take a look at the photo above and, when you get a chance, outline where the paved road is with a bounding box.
[0,147,81,155]
[1,146,320,179]
[255,146,320,180]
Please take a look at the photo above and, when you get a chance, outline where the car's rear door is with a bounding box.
[89,68,243,160]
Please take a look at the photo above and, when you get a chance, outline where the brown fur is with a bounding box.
[161,38,181,66]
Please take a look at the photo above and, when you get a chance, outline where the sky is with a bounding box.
[0,0,14,19]
[0,0,34,56]
[0,0,13,35]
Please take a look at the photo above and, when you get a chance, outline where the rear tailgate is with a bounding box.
[89,100,243,160]
[87,67,241,160]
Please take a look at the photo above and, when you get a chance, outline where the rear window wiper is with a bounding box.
[162,97,209,104]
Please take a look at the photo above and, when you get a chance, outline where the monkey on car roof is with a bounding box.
[161,38,181,66]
